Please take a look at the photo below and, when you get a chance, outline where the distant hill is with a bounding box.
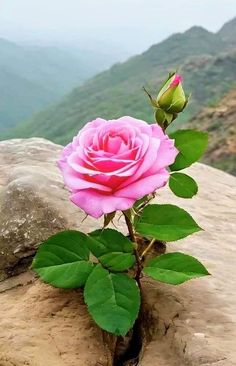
[0,38,112,131]
[0,68,57,129]
[189,89,236,176]
[218,16,236,45]
[2,17,236,148]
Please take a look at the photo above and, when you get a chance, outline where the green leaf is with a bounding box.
[169,172,198,198]
[84,265,140,336]
[32,230,94,289]
[98,252,135,272]
[135,204,202,241]
[143,252,210,285]
[89,229,135,271]
[169,129,208,171]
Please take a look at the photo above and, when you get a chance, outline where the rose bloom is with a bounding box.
[58,117,178,218]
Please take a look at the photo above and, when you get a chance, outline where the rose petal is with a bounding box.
[150,123,165,139]
[58,143,73,170]
[116,116,152,136]
[116,138,161,189]
[115,169,169,199]
[71,189,134,218]
[68,151,141,177]
[60,165,112,192]
[144,138,178,175]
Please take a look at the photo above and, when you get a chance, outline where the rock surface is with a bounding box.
[0,274,112,366]
[0,138,99,281]
[0,138,236,366]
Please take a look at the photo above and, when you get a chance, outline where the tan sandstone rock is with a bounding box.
[0,138,99,281]
[0,276,112,366]
[0,138,235,366]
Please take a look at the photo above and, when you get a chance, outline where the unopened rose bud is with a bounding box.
[157,73,188,114]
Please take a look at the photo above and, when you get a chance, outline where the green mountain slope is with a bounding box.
[0,38,110,131]
[0,40,98,94]
[0,68,59,130]
[3,18,236,144]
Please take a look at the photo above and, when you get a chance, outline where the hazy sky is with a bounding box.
[0,0,235,55]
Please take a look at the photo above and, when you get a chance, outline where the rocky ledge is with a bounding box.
[0,138,235,366]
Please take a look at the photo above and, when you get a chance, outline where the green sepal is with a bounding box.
[143,86,158,107]
[103,212,116,228]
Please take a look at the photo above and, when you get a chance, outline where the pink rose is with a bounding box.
[58,117,178,218]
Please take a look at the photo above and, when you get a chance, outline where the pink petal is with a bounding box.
[150,124,165,139]
[82,118,107,131]
[71,189,134,218]
[60,165,111,192]
[116,138,160,189]
[105,135,124,153]
[115,169,169,199]
[58,143,73,170]
[116,116,152,136]
[144,138,178,175]
[68,150,141,177]
[68,152,98,175]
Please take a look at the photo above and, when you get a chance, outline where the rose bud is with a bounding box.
[157,73,188,114]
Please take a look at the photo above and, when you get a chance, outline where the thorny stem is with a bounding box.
[124,214,136,243]
[124,213,143,288]
[140,238,156,260]
[134,251,143,288]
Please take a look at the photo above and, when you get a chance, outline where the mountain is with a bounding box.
[0,68,57,129]
[2,18,236,146]
[218,16,236,45]
[189,89,236,175]
[0,38,112,131]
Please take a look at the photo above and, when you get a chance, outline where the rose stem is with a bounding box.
[124,214,142,287]
[124,214,136,243]
[140,238,156,260]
